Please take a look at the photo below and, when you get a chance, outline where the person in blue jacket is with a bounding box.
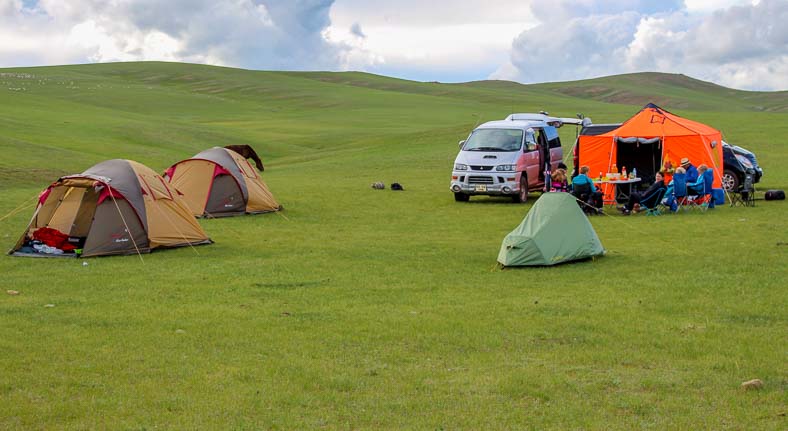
[571,166,604,212]
[680,157,699,183]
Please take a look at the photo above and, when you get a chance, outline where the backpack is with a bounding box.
[764,190,785,201]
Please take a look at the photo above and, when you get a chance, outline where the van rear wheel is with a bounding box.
[513,174,528,203]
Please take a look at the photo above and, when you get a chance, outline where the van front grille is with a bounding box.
[468,176,494,184]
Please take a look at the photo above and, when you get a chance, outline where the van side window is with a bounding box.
[543,125,561,148]
[525,130,537,152]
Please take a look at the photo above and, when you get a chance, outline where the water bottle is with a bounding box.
[632,168,637,178]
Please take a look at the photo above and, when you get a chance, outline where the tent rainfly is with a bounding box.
[497,193,605,267]
[10,159,212,258]
[575,103,724,202]
[164,147,281,217]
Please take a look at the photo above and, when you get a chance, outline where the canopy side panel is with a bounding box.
[577,135,617,202]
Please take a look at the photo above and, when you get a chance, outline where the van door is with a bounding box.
[517,129,540,188]
[544,125,563,172]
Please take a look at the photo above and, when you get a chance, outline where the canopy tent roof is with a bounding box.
[595,103,720,138]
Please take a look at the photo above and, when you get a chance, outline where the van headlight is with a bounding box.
[496,164,516,172]
[454,163,468,171]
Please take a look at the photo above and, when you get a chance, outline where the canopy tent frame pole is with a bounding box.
[702,136,732,204]
[601,136,617,202]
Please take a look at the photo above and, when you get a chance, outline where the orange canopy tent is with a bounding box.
[576,103,724,202]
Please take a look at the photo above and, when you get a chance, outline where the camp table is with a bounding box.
[597,177,641,205]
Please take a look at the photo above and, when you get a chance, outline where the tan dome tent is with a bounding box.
[164,147,281,217]
[9,159,212,258]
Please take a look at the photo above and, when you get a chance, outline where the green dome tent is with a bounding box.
[498,193,605,267]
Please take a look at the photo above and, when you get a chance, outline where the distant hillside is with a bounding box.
[1,61,786,188]
[280,70,787,113]
[526,72,788,112]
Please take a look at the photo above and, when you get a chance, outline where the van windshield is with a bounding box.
[463,129,523,151]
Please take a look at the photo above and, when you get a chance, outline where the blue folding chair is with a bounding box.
[640,187,667,216]
[695,169,715,211]
[668,173,691,212]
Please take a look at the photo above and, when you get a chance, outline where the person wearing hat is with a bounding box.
[680,157,699,183]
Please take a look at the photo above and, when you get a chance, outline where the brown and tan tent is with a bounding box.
[163,147,281,217]
[9,159,212,258]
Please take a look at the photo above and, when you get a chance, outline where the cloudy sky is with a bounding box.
[0,0,785,90]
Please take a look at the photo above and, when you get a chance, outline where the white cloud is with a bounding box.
[494,0,787,90]
[0,0,372,71]
[0,0,784,90]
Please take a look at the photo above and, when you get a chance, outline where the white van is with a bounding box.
[450,113,588,203]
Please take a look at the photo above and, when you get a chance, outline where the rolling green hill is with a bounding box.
[0,62,786,429]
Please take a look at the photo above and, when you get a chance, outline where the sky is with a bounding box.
[0,0,786,91]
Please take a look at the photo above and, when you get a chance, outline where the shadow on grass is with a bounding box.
[251,279,330,289]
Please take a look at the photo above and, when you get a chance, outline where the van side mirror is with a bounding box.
[458,140,466,149]
[525,143,537,152]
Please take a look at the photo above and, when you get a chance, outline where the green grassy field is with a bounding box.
[1,62,786,429]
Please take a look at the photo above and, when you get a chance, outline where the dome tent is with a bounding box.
[10,159,212,258]
[164,147,281,217]
[497,193,605,267]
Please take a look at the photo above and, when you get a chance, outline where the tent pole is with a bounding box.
[701,137,731,204]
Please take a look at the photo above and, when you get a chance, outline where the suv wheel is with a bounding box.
[513,174,528,203]
[454,192,470,202]
[722,169,739,191]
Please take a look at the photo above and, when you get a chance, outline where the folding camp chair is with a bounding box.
[730,172,756,207]
[640,187,667,216]
[693,169,715,211]
[668,173,692,212]
[571,182,598,215]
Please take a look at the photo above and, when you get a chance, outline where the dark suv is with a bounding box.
[722,141,763,191]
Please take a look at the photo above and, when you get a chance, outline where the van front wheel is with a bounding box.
[513,174,528,203]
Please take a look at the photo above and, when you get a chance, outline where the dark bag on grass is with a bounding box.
[764,190,785,201]
[390,183,404,191]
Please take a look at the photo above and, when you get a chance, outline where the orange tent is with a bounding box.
[576,103,724,202]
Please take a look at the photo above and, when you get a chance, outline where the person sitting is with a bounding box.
[680,157,699,183]
[688,164,708,195]
[571,166,604,213]
[551,169,569,192]
[663,166,685,201]
[619,172,666,215]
